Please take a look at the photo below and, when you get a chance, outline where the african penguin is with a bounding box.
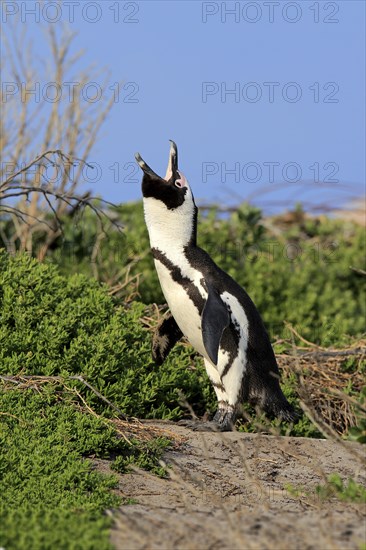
[135,141,296,431]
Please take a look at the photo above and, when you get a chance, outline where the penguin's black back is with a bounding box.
[184,244,295,421]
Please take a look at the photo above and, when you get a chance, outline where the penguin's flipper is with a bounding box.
[202,285,231,366]
[152,311,183,366]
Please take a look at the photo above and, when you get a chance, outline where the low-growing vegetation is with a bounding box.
[1,203,365,549]
[32,202,365,346]
[0,387,121,549]
[0,250,205,548]
[286,473,366,505]
[2,22,364,549]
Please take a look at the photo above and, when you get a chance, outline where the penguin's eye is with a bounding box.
[174,180,183,188]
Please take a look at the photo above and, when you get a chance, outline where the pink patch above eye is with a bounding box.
[175,171,187,188]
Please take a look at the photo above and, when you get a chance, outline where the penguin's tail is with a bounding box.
[267,397,299,423]
[246,370,299,423]
[248,388,299,423]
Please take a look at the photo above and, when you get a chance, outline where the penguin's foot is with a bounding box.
[178,411,235,432]
[177,419,229,432]
[213,406,236,432]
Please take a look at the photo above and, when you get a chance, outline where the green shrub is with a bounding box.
[0,249,212,419]
[0,249,213,549]
[316,474,366,503]
[0,388,121,550]
[286,473,366,504]
[40,202,366,346]
[348,387,366,444]
[112,437,171,477]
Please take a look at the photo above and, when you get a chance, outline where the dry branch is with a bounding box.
[1,24,118,257]
[0,373,129,420]
[279,351,365,437]
[0,149,123,258]
[294,347,366,359]
[350,266,366,276]
[0,374,183,443]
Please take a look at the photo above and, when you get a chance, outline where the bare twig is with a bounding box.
[0,374,129,420]
[284,323,328,350]
[350,266,366,276]
[296,347,366,359]
[0,373,183,444]
[0,149,92,190]
[1,24,117,255]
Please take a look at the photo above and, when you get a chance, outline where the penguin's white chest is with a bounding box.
[154,259,208,357]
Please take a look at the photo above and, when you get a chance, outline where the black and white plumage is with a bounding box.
[136,141,296,431]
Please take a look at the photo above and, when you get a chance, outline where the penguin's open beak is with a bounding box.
[135,141,179,183]
[164,140,179,181]
[134,152,160,179]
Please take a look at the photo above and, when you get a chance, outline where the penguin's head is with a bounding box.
[135,141,197,247]
[135,140,195,211]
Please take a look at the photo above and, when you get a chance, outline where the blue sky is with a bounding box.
[3,0,365,213]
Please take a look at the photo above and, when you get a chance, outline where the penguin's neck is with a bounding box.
[143,197,197,256]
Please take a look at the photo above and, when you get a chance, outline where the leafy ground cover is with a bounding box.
[0,387,120,549]
[36,202,366,346]
[0,205,365,549]
[0,251,195,549]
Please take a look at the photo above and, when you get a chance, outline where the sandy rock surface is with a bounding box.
[104,422,365,550]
